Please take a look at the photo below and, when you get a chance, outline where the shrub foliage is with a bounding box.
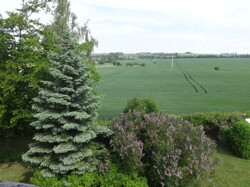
[30,161,148,187]
[123,98,160,115]
[181,111,245,140]
[228,121,250,159]
[110,111,216,186]
[0,150,23,163]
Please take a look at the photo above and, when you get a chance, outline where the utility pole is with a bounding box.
[171,53,174,69]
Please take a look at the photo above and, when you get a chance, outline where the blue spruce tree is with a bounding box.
[22,28,112,177]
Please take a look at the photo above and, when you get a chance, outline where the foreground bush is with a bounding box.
[181,111,245,140]
[246,111,250,118]
[228,122,250,159]
[0,150,23,163]
[111,112,217,186]
[30,161,148,187]
[123,98,160,115]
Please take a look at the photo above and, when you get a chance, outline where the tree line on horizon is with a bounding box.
[93,52,250,62]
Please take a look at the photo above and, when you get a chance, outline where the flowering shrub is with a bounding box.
[110,112,217,186]
[110,112,144,170]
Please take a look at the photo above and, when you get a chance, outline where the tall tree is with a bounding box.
[22,26,112,177]
[0,0,51,137]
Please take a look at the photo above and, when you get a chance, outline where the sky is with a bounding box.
[1,0,250,54]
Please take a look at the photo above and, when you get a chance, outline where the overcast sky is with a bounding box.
[1,0,250,54]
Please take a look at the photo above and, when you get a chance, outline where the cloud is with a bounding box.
[1,0,250,53]
[74,0,250,28]
[72,0,250,53]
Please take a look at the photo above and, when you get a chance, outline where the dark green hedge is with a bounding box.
[229,121,250,159]
[181,111,245,140]
[0,150,23,163]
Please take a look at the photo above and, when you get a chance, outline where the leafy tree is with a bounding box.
[0,0,99,138]
[0,1,51,137]
[22,19,112,177]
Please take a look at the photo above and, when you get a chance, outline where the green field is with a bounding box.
[96,58,250,119]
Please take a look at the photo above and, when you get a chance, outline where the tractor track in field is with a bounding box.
[186,72,208,94]
[175,61,208,94]
[183,72,199,93]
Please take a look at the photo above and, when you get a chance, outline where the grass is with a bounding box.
[0,162,32,183]
[96,58,250,119]
[204,146,250,187]
[0,137,33,183]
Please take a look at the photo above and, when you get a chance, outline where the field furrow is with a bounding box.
[183,71,199,93]
[186,71,208,94]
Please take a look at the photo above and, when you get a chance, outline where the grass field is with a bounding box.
[96,58,250,119]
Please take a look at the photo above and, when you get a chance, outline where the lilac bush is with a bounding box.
[110,112,217,186]
[110,112,144,170]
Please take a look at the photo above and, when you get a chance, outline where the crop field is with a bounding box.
[96,58,250,119]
